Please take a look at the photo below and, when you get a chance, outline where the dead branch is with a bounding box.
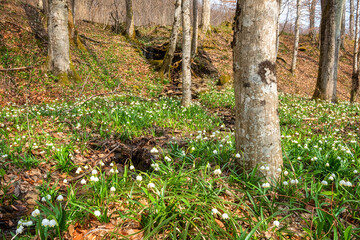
[79,34,109,44]
[0,66,34,72]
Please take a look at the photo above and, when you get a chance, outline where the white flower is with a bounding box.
[99,161,105,166]
[260,166,265,170]
[41,197,46,202]
[109,168,115,173]
[283,171,289,176]
[354,170,358,174]
[110,162,114,167]
[94,210,101,217]
[63,179,68,184]
[47,194,51,200]
[328,176,334,181]
[213,168,222,175]
[42,219,50,227]
[346,181,352,187]
[191,147,195,151]
[339,180,346,186]
[110,186,116,192]
[150,147,159,154]
[136,175,143,181]
[213,150,218,154]
[273,220,280,227]
[222,213,229,219]
[325,163,330,167]
[49,219,57,227]
[31,209,40,217]
[147,182,155,188]
[235,153,241,158]
[80,179,87,185]
[212,208,219,214]
[76,167,82,174]
[129,165,135,170]
[23,221,33,226]
[56,195,64,201]
[92,169,98,175]
[84,165,89,169]
[321,180,328,185]
[90,176,99,182]
[16,225,24,234]
[165,156,171,162]
[265,166,270,171]
[277,168,282,173]
[290,179,298,184]
[283,181,288,186]
[262,182,271,188]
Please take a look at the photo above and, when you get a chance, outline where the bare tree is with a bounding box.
[160,0,181,77]
[309,0,317,41]
[200,0,211,32]
[125,0,135,38]
[233,0,283,179]
[351,0,360,102]
[48,0,77,83]
[191,0,199,56]
[181,0,192,107]
[340,5,346,49]
[291,0,301,74]
[312,0,345,102]
[350,0,355,39]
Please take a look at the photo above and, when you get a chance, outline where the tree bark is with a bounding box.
[312,0,345,103]
[291,0,301,74]
[309,0,317,41]
[351,0,360,102]
[125,0,135,38]
[48,0,75,83]
[276,0,282,56]
[160,0,181,77]
[340,5,346,49]
[350,0,355,39]
[181,0,192,107]
[191,0,199,56]
[233,0,283,179]
[200,0,210,33]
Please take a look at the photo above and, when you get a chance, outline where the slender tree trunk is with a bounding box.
[125,0,135,38]
[340,5,346,49]
[68,0,76,40]
[351,0,360,102]
[191,0,199,56]
[350,0,355,39]
[233,0,283,179]
[160,0,181,78]
[309,0,317,41]
[276,0,282,56]
[48,0,74,83]
[312,0,345,103]
[200,0,210,33]
[181,0,192,107]
[291,0,301,74]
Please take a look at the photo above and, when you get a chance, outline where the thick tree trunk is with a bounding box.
[233,0,283,179]
[181,0,192,107]
[48,0,74,83]
[160,0,181,77]
[191,0,199,56]
[125,0,135,38]
[309,0,317,41]
[312,0,345,103]
[291,0,301,74]
[350,0,355,39]
[200,0,210,32]
[351,0,360,102]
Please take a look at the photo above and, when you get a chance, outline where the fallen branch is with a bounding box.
[0,66,34,72]
[80,34,109,44]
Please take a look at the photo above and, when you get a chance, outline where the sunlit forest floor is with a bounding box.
[0,1,359,239]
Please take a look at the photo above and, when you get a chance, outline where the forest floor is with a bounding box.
[0,1,360,239]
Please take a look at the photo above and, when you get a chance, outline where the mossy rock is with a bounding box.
[298,47,307,52]
[217,75,231,86]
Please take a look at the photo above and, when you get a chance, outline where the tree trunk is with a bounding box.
[191,0,199,56]
[160,0,181,78]
[233,0,283,179]
[350,0,354,39]
[68,0,76,40]
[291,0,301,74]
[125,0,135,38]
[276,0,282,56]
[340,5,345,49]
[181,0,192,107]
[200,0,210,33]
[312,0,345,103]
[351,0,360,102]
[309,0,317,41]
[48,0,75,83]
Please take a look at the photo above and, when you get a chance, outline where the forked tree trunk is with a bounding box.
[181,0,192,107]
[160,0,181,77]
[309,0,317,41]
[200,0,210,32]
[48,0,74,83]
[125,0,135,38]
[350,0,355,39]
[312,0,345,103]
[291,0,301,74]
[233,0,283,179]
[351,0,360,102]
[191,0,199,56]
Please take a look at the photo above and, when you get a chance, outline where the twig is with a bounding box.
[0,66,34,72]
[83,227,111,238]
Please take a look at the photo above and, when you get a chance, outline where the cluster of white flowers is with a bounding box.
[321,180,328,185]
[147,182,155,189]
[150,147,159,154]
[90,175,99,182]
[151,163,160,171]
[41,195,51,202]
[164,156,172,162]
[290,179,299,184]
[136,175,143,181]
[339,180,352,187]
[262,182,271,188]
[42,218,57,227]
[213,168,222,175]
[211,208,229,219]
